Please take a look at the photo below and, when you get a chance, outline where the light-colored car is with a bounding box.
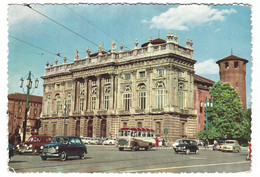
[89,138,98,145]
[172,139,182,148]
[221,140,241,152]
[81,137,92,144]
[103,138,117,145]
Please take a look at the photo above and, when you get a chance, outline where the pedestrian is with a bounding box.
[162,138,165,146]
[155,137,159,148]
[246,139,252,161]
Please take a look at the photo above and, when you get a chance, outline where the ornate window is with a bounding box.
[79,98,84,111]
[125,73,131,80]
[123,85,132,111]
[47,95,51,115]
[138,84,146,110]
[65,93,72,114]
[179,71,185,78]
[80,82,85,95]
[105,78,111,84]
[55,94,61,114]
[91,96,96,110]
[104,85,111,110]
[156,82,165,109]
[67,81,72,88]
[139,71,146,78]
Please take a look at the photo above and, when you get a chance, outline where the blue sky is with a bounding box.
[8,4,252,107]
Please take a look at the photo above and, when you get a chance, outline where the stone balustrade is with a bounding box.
[44,37,194,76]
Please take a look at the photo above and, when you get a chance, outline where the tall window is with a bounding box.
[179,71,185,78]
[67,81,72,88]
[178,83,185,109]
[125,73,131,80]
[156,82,165,109]
[79,98,84,111]
[138,84,146,110]
[234,61,239,68]
[80,82,85,95]
[56,94,61,114]
[46,95,51,115]
[104,85,110,110]
[65,93,72,114]
[123,85,132,111]
[225,62,229,69]
[104,96,109,110]
[91,97,96,110]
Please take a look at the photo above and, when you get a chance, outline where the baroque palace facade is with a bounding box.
[40,33,213,143]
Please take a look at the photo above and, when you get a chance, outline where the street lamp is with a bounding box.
[204,96,213,140]
[20,71,39,142]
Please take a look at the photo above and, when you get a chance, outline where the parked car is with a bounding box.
[221,140,241,152]
[81,137,92,144]
[9,144,15,159]
[174,139,199,155]
[103,138,117,145]
[16,135,52,154]
[40,135,87,161]
[213,140,225,151]
[89,138,99,145]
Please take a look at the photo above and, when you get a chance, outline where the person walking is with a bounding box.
[155,137,159,148]
[246,139,252,160]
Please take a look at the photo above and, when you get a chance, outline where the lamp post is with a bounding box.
[20,71,39,142]
[204,96,213,140]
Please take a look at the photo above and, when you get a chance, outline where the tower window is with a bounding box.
[225,62,229,69]
[234,61,239,68]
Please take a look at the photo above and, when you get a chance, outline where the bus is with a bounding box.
[117,128,156,151]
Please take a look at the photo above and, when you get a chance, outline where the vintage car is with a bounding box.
[103,138,117,145]
[40,135,87,161]
[221,140,241,152]
[174,139,199,155]
[81,137,92,144]
[16,135,52,154]
[213,140,225,151]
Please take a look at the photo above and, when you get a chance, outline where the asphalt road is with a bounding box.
[8,145,251,173]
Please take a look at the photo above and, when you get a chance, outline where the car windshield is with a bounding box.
[225,141,235,144]
[50,137,69,144]
[27,137,41,142]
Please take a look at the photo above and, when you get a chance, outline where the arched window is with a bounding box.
[156,82,165,109]
[104,85,111,110]
[138,84,146,110]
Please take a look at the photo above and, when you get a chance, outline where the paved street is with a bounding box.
[8,145,251,173]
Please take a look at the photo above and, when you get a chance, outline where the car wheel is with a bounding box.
[186,149,190,155]
[109,142,112,145]
[60,151,67,161]
[41,156,47,160]
[132,144,139,151]
[119,148,124,151]
[195,149,199,154]
[79,151,85,160]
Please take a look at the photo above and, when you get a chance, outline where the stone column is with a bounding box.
[97,76,101,110]
[100,77,104,110]
[131,70,137,112]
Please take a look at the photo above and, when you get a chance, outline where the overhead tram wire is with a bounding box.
[9,35,61,58]
[65,5,118,42]
[24,4,108,51]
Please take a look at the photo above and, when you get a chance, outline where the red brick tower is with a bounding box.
[216,55,248,111]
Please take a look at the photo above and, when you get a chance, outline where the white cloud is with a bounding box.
[194,59,219,75]
[8,5,46,25]
[148,5,236,30]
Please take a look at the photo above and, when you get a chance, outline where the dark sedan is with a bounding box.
[40,135,87,161]
[174,139,199,155]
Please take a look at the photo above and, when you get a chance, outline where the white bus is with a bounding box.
[117,128,156,151]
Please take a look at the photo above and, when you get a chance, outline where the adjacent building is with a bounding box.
[8,93,42,144]
[216,55,248,111]
[40,33,204,143]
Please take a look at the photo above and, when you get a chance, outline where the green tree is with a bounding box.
[199,81,250,141]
